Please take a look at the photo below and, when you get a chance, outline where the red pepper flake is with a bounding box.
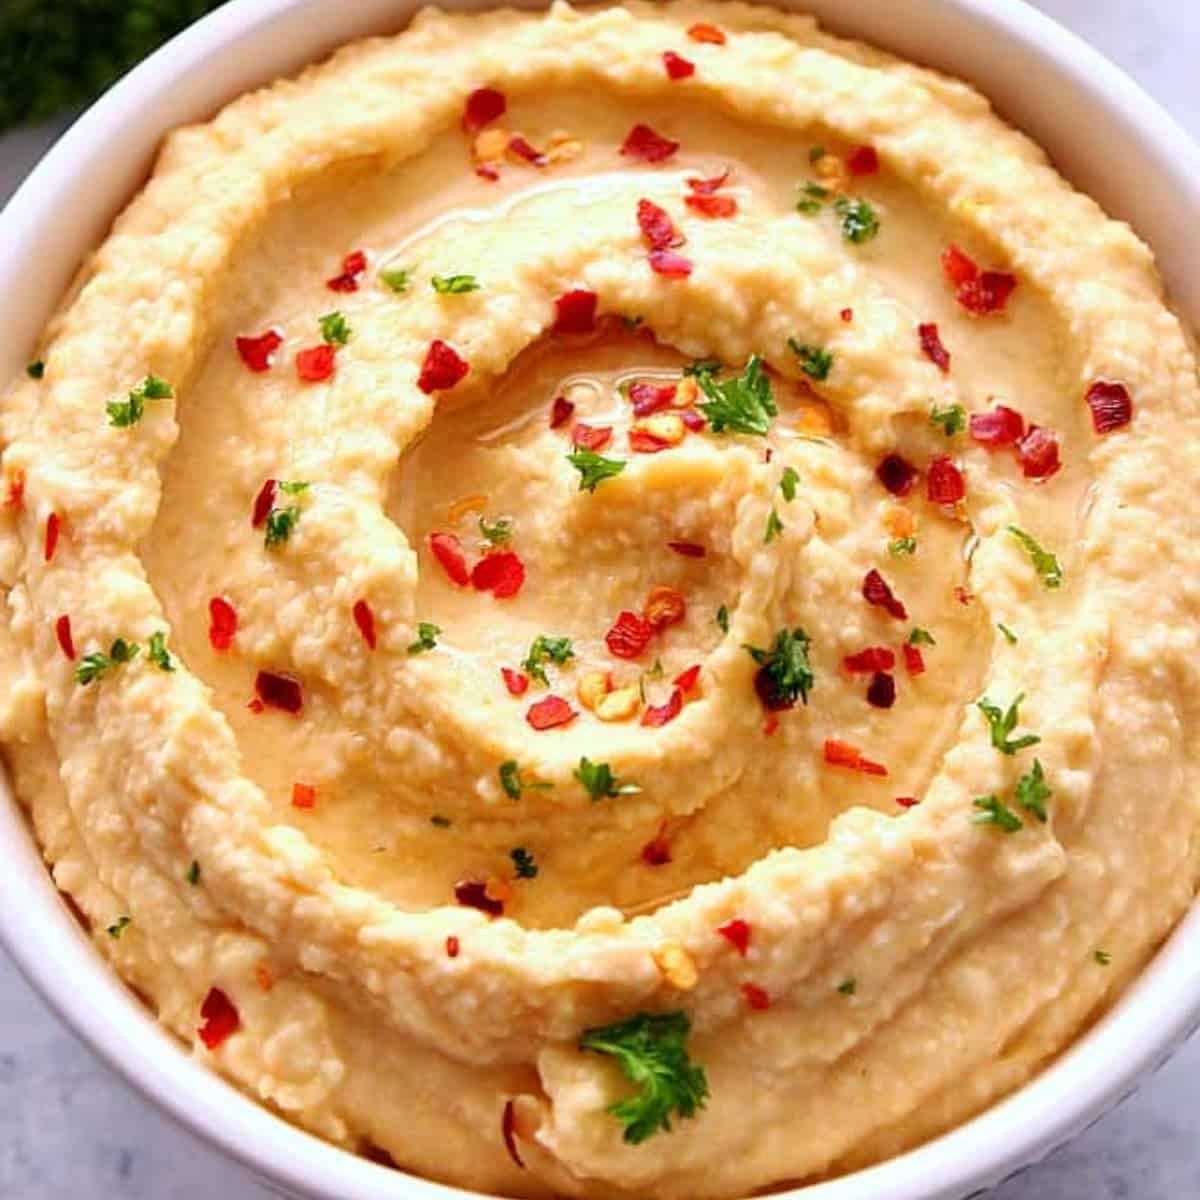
[866,671,896,709]
[926,456,965,504]
[254,670,303,714]
[501,667,529,696]
[641,833,672,865]
[462,86,506,134]
[895,795,920,808]
[550,395,575,429]
[1085,380,1133,434]
[628,380,678,416]
[507,135,547,167]
[843,646,895,674]
[902,643,926,676]
[680,408,707,431]
[291,782,316,809]
[326,249,367,293]
[251,479,277,528]
[208,597,237,652]
[5,470,25,510]
[674,663,702,692]
[955,585,974,606]
[823,738,888,776]
[763,712,781,736]
[418,340,469,394]
[648,249,694,279]
[667,540,706,558]
[840,307,854,323]
[918,322,950,373]
[876,453,918,497]
[235,329,283,372]
[862,568,907,620]
[525,694,577,731]
[352,598,377,649]
[687,21,727,44]
[741,983,771,1011]
[1015,425,1062,479]
[641,687,683,728]
[717,918,751,956]
[470,550,526,599]
[686,170,731,195]
[475,162,500,182]
[455,879,504,917]
[605,609,654,659]
[969,404,1025,448]
[197,987,240,1050]
[663,50,696,80]
[247,699,265,714]
[501,1099,525,1170]
[552,289,598,334]
[684,193,738,219]
[571,423,613,451]
[295,343,336,383]
[621,123,680,163]
[43,512,60,563]
[54,614,75,660]
[636,199,684,250]
[941,245,1017,315]
[429,531,471,586]
[847,145,879,176]
[446,935,461,958]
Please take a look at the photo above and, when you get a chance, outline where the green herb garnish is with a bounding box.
[75,637,140,685]
[716,604,730,634]
[744,627,814,706]
[696,355,777,436]
[1094,950,1112,966]
[318,311,351,346]
[764,508,783,543]
[106,915,132,938]
[682,358,721,379]
[521,635,574,685]
[997,623,1018,644]
[498,761,551,801]
[834,196,879,244]
[147,630,175,672]
[510,847,538,879]
[889,536,917,556]
[1007,526,1063,589]
[478,515,512,545]
[1015,758,1051,822]
[567,449,627,492]
[574,757,640,802]
[795,181,830,216]
[972,794,1023,833]
[106,374,173,428]
[26,360,45,380]
[837,978,856,996]
[909,627,936,646]
[379,266,411,293]
[186,860,201,885]
[431,274,480,295]
[977,693,1040,755]
[787,339,833,381]
[929,403,966,437]
[407,621,441,655]
[779,466,800,502]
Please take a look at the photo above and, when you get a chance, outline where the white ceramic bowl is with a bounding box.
[2,2,1199,1198]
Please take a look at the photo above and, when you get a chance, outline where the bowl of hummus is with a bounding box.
[1,1,1199,1198]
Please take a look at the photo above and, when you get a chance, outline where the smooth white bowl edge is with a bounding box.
[1,2,1199,1198]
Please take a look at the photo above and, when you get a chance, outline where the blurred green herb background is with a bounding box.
[0,1,227,132]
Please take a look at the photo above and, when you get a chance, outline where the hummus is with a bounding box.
[2,2,1199,1196]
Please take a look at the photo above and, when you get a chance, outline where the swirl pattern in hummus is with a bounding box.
[2,3,1200,1197]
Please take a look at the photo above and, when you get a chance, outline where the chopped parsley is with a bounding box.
[779,466,800,502]
[1007,526,1063,589]
[379,266,411,293]
[75,637,140,685]
[106,915,131,938]
[808,146,826,163]
[431,274,481,295]
[574,756,641,802]
[837,978,857,996]
[744,627,814,706]
[1094,949,1112,966]
[787,339,833,381]
[318,311,351,346]
[834,196,879,244]
[407,621,441,655]
[929,403,966,437]
[972,794,1023,833]
[147,631,175,672]
[697,355,777,436]
[977,693,1040,755]
[682,358,722,378]
[430,814,452,828]
[262,480,309,548]
[763,508,783,544]
[909,627,936,646]
[567,449,627,492]
[521,635,574,685]
[106,374,173,428]
[578,1010,709,1144]
[997,623,1018,644]
[186,860,201,885]
[510,847,538,879]
[1015,758,1052,822]
[888,536,917,556]
[716,604,730,634]
[478,515,512,545]
[795,181,830,215]
[26,360,45,380]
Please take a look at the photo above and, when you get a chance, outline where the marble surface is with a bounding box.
[1,1,1198,1196]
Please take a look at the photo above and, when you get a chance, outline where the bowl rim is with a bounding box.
[2,1,1200,1198]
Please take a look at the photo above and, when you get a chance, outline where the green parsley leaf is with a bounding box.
[908,627,936,646]
[837,978,857,996]
[147,630,175,672]
[574,756,640,802]
[929,403,966,437]
[763,508,783,544]
[498,761,551,801]
[431,814,452,828]
[567,449,627,493]
[26,360,45,380]
[431,274,481,295]
[75,638,141,685]
[407,621,441,655]
[696,355,777,436]
[106,915,131,938]
[379,266,411,293]
[521,635,574,685]
[478,515,512,546]
[888,536,917,556]
[1094,949,1112,966]
[318,311,351,346]
[997,622,1018,644]
[808,146,826,163]
[682,358,721,379]
[277,480,310,496]
[106,374,174,428]
[779,466,800,502]
[977,692,1041,755]
[795,181,830,216]
[1015,758,1052,822]
[787,338,833,382]
[578,1011,709,1144]
[972,794,1023,833]
[264,505,301,549]
[834,196,880,244]
[1007,526,1063,589]
[186,860,201,885]
[716,604,730,634]
[744,627,814,707]
[510,847,538,879]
